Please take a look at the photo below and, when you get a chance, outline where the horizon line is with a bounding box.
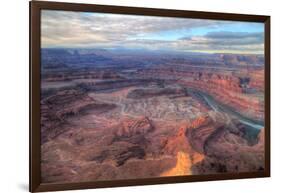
[41,47,264,55]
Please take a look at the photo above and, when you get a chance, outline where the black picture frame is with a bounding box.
[30,1,270,192]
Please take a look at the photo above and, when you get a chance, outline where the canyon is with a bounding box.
[40,48,265,183]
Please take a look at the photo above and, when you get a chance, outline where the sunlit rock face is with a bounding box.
[41,49,265,183]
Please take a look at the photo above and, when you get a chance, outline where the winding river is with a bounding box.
[186,88,264,130]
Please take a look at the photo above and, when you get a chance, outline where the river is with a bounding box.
[186,88,264,130]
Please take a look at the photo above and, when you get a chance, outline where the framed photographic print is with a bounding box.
[30,1,270,192]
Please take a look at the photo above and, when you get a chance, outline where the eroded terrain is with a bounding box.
[41,49,265,183]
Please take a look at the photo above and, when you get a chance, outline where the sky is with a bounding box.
[41,10,264,54]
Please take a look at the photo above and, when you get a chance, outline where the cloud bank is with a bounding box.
[41,10,264,54]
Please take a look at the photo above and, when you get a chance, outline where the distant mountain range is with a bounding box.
[41,48,264,69]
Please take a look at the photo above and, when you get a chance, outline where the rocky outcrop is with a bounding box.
[163,127,191,155]
[188,120,265,174]
[94,117,156,166]
[161,123,206,176]
[41,89,115,144]
[186,115,219,154]
[114,116,155,138]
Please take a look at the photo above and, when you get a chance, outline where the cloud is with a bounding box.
[41,10,228,45]
[41,10,264,54]
[178,31,264,53]
[204,31,264,45]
